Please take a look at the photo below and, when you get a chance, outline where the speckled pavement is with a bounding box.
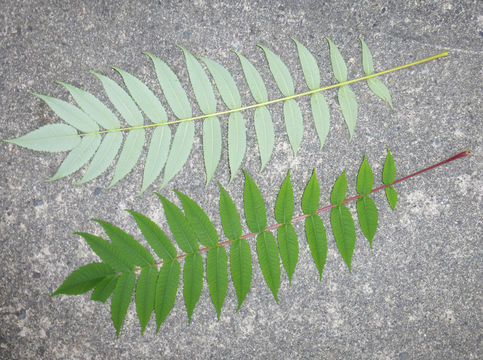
[0,1,481,359]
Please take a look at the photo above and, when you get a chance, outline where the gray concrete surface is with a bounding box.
[0,1,482,359]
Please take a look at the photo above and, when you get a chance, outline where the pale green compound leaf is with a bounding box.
[203,116,222,185]
[91,71,144,126]
[75,232,133,272]
[111,272,136,337]
[258,44,295,97]
[331,171,347,205]
[227,112,246,183]
[356,196,378,247]
[338,85,358,140]
[91,274,118,303]
[201,57,242,109]
[383,148,396,185]
[234,51,268,103]
[292,37,321,90]
[6,124,80,152]
[126,210,177,261]
[385,187,398,210]
[175,190,218,249]
[47,134,101,181]
[230,239,252,311]
[254,106,275,172]
[283,99,304,156]
[274,171,294,224]
[219,183,242,240]
[183,252,203,323]
[51,262,114,296]
[32,93,98,132]
[256,231,280,303]
[302,169,320,215]
[157,194,198,254]
[326,37,348,83]
[310,92,330,150]
[304,215,327,280]
[243,170,267,233]
[108,129,145,188]
[93,219,155,266]
[77,132,123,184]
[155,260,180,331]
[206,246,228,320]
[136,266,157,335]
[277,223,298,285]
[356,155,374,195]
[331,205,356,273]
[57,81,120,129]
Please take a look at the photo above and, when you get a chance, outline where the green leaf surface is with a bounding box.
[91,71,144,126]
[175,190,218,248]
[283,99,304,156]
[310,92,330,150]
[58,81,120,129]
[77,132,123,184]
[326,37,348,83]
[227,112,246,183]
[367,78,393,109]
[111,272,135,337]
[203,116,222,185]
[277,223,298,285]
[183,253,203,323]
[108,129,145,188]
[338,85,358,140]
[155,260,180,331]
[256,231,280,303]
[243,170,267,233]
[274,171,294,224]
[218,183,242,240]
[206,246,228,320]
[385,186,398,210]
[93,219,155,266]
[7,124,80,152]
[136,266,157,334]
[258,44,295,96]
[356,196,378,247]
[75,232,133,272]
[91,274,118,302]
[126,209,177,260]
[360,37,375,75]
[113,67,168,124]
[292,37,320,90]
[356,155,374,196]
[201,57,242,109]
[157,194,198,253]
[304,215,327,280]
[302,169,320,215]
[139,126,171,195]
[254,106,274,172]
[161,122,195,188]
[33,93,98,132]
[331,170,347,205]
[51,262,114,296]
[330,205,356,272]
[47,134,101,181]
[383,148,396,185]
[230,239,252,310]
[234,51,268,103]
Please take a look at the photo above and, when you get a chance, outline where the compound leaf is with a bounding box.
[330,205,356,272]
[385,186,398,210]
[51,262,114,296]
[136,266,157,334]
[330,171,347,205]
[243,170,267,233]
[356,196,378,247]
[304,215,327,281]
[302,169,320,215]
[274,170,294,224]
[277,223,298,285]
[111,272,136,337]
[338,85,358,140]
[256,231,280,303]
[91,274,118,303]
[206,246,228,320]
[155,260,180,331]
[219,183,242,240]
[230,239,252,311]
[6,124,80,152]
[356,155,374,195]
[183,253,203,323]
[383,148,396,185]
[254,106,275,172]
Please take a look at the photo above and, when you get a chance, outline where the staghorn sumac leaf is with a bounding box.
[155,260,180,331]
[183,253,203,323]
[254,106,275,172]
[338,85,358,140]
[283,99,304,156]
[6,124,80,152]
[91,274,118,303]
[302,169,320,215]
[277,223,298,285]
[310,92,330,150]
[383,148,396,185]
[227,112,246,183]
[230,239,252,311]
[330,171,347,205]
[330,205,356,272]
[256,231,280,303]
[51,262,114,296]
[274,170,294,224]
[356,155,374,195]
[202,116,222,185]
[326,37,348,83]
[243,170,267,233]
[136,266,157,335]
[304,215,327,280]
[234,51,268,103]
[206,246,228,320]
[385,186,398,210]
[292,37,320,90]
[356,196,378,247]
[258,44,295,97]
[218,183,242,240]
[111,272,136,337]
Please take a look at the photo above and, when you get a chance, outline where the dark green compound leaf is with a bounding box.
[302,169,320,215]
[136,266,158,335]
[91,274,118,303]
[155,260,180,331]
[183,253,203,323]
[230,239,252,311]
[356,196,378,248]
[206,246,228,320]
[175,190,218,249]
[126,210,177,261]
[111,271,136,337]
[51,262,115,296]
[330,171,348,205]
[218,183,242,240]
[356,155,374,196]
[304,215,328,281]
[75,232,133,272]
[157,194,198,254]
[385,187,398,210]
[256,231,280,303]
[243,170,267,233]
[274,170,294,224]
[93,219,154,266]
[277,223,298,285]
[331,205,356,273]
